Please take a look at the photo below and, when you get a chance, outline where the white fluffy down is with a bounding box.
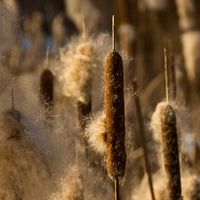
[55,33,110,105]
[85,111,107,154]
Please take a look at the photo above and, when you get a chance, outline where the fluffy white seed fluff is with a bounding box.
[61,42,95,104]
[149,101,168,144]
[85,111,107,154]
[149,101,175,172]
[49,166,84,200]
[55,33,110,105]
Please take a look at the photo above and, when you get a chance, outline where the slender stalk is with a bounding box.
[45,46,50,69]
[132,79,155,200]
[114,177,119,200]
[112,15,115,51]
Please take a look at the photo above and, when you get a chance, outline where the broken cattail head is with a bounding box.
[104,49,126,179]
[161,103,182,200]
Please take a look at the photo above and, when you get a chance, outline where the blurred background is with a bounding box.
[2,0,200,103]
[1,0,200,137]
[2,0,200,133]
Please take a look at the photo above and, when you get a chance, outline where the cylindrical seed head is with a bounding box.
[104,49,126,179]
[161,104,182,200]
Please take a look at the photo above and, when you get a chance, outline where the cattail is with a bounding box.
[40,47,54,120]
[104,16,126,181]
[161,103,182,200]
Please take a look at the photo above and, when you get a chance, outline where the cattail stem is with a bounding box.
[132,79,155,200]
[161,104,182,200]
[164,48,169,102]
[114,177,120,200]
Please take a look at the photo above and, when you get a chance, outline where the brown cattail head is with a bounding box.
[161,104,182,200]
[40,69,54,120]
[104,49,126,179]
